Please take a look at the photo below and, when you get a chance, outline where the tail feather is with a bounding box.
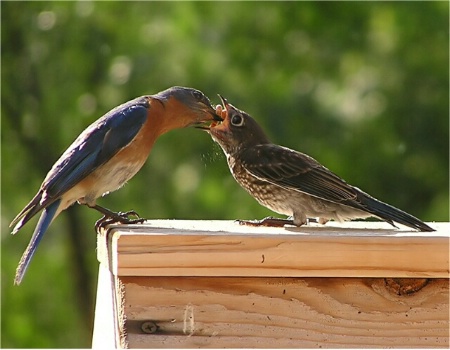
[10,191,45,234]
[14,199,61,285]
[360,193,434,232]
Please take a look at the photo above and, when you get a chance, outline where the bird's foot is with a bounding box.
[236,216,295,227]
[87,204,146,231]
[236,217,321,228]
[94,209,145,231]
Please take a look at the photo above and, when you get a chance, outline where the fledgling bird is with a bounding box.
[206,95,434,232]
[11,86,222,285]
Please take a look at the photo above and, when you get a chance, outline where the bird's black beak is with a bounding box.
[213,112,223,121]
[195,111,221,130]
[195,96,224,130]
[218,94,229,111]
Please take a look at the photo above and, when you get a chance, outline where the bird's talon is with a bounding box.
[235,219,253,226]
[235,217,294,227]
[117,210,141,220]
[114,210,145,224]
[95,210,145,231]
[95,216,112,231]
[234,219,266,226]
[127,217,146,225]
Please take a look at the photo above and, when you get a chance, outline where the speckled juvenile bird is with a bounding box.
[206,95,434,232]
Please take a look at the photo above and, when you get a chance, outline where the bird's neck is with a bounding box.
[148,97,195,135]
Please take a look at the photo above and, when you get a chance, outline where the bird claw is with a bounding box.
[95,210,145,231]
[235,216,295,227]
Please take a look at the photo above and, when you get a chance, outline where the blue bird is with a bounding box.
[10,86,220,285]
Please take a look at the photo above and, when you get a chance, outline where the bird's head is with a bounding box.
[152,86,222,131]
[205,95,271,155]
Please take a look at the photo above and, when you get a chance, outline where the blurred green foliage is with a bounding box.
[1,1,448,347]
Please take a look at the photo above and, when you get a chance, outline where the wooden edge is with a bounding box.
[97,220,449,278]
[92,264,121,349]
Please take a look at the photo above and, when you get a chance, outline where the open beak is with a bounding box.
[217,94,229,110]
[195,95,225,130]
[212,111,223,122]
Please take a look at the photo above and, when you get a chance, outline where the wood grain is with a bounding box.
[121,276,449,348]
[93,220,449,348]
[99,221,449,278]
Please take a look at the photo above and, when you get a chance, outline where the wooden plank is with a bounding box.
[92,264,120,349]
[120,276,449,348]
[100,221,449,278]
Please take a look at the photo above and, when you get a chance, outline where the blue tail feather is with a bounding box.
[14,199,61,285]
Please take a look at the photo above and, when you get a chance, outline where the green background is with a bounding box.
[1,2,448,347]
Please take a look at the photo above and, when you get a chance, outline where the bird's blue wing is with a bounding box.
[44,97,149,198]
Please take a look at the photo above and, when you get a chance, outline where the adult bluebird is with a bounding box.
[11,86,222,285]
[205,95,434,232]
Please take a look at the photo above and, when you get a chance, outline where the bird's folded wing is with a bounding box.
[44,101,149,198]
[239,144,369,211]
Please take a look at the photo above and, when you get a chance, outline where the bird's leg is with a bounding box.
[236,216,295,227]
[86,204,145,230]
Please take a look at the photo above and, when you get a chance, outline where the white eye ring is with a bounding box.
[230,114,244,126]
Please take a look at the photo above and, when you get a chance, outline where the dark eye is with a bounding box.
[192,90,203,100]
[230,114,244,126]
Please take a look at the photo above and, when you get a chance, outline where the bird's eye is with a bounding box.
[230,114,244,126]
[192,90,203,100]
